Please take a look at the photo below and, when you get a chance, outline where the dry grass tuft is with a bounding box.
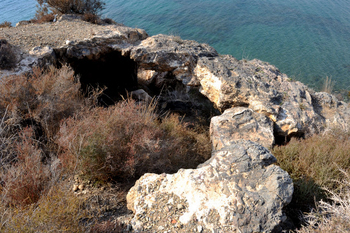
[297,170,350,233]
[0,182,89,232]
[0,65,84,139]
[272,129,350,227]
[273,130,350,191]
[0,108,17,168]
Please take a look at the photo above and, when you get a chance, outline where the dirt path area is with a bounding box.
[0,17,121,52]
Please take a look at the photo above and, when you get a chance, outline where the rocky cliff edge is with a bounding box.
[1,17,350,232]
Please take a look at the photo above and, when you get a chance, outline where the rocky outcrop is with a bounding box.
[129,38,345,138]
[127,140,293,233]
[2,20,349,140]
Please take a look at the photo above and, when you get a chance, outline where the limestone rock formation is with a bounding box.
[2,19,350,140]
[3,18,350,232]
[211,107,275,150]
[127,140,293,233]
[127,34,350,138]
[55,26,148,60]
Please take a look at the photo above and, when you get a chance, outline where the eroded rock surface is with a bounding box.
[311,92,350,131]
[127,140,293,233]
[127,35,350,138]
[211,107,275,150]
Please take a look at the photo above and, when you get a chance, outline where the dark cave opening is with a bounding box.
[61,50,138,105]
[273,129,305,146]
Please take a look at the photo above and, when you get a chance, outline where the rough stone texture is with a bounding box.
[29,46,57,67]
[311,92,350,132]
[127,34,350,137]
[127,140,293,233]
[211,107,275,150]
[193,56,321,137]
[130,89,152,103]
[54,25,148,61]
[130,34,218,87]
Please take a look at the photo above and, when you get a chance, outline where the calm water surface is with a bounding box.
[1,0,350,91]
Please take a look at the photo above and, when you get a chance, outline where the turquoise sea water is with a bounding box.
[1,0,350,91]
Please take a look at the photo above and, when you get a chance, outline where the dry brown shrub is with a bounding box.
[32,13,55,23]
[37,0,105,15]
[58,100,163,181]
[0,108,17,168]
[32,1,56,24]
[0,65,83,139]
[1,127,51,207]
[0,39,17,70]
[83,12,101,24]
[57,99,211,183]
[101,17,116,25]
[0,21,12,28]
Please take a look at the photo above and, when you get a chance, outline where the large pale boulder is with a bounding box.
[127,140,293,233]
[211,107,275,149]
[128,36,350,138]
[193,56,322,137]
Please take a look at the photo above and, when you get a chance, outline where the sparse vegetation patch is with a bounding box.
[0,21,12,28]
[272,129,350,228]
[0,63,211,231]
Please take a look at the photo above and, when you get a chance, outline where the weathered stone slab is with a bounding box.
[127,140,293,233]
[211,107,275,150]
